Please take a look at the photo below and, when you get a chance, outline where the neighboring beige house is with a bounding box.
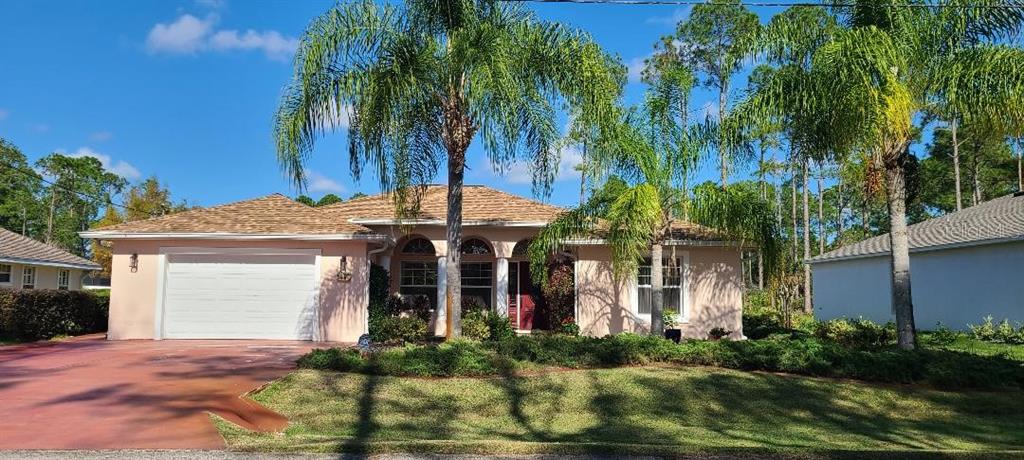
[0,228,100,291]
[809,192,1024,329]
[81,185,744,342]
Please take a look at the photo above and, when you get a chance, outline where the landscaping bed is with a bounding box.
[297,332,1024,390]
[219,365,1024,456]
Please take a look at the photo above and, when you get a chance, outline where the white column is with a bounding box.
[436,256,447,334]
[496,257,509,317]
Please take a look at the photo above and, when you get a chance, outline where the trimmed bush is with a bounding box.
[813,318,896,349]
[0,288,108,341]
[298,331,1024,389]
[369,315,429,344]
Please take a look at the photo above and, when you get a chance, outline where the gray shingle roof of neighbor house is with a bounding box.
[0,227,101,270]
[808,192,1024,264]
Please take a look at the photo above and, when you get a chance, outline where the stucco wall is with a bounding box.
[575,245,744,339]
[0,262,85,291]
[108,239,369,341]
[812,240,1024,329]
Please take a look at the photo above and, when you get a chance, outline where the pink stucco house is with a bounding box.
[80,185,744,342]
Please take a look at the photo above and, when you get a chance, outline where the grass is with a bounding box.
[219,365,1024,458]
[921,332,1024,362]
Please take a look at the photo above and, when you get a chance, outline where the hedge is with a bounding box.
[0,288,109,341]
[298,333,1024,390]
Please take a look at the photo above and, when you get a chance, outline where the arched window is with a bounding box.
[512,239,532,256]
[460,238,491,255]
[401,237,435,255]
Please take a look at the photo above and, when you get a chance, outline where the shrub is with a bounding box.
[297,332,1024,389]
[0,288,108,341]
[813,318,895,349]
[926,323,962,346]
[969,316,998,341]
[485,309,517,341]
[538,263,574,330]
[461,309,490,341]
[708,327,732,340]
[369,316,429,344]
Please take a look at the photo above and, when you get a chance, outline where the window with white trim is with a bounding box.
[22,267,35,289]
[0,264,10,284]
[58,269,70,290]
[461,261,493,309]
[636,258,684,319]
[399,261,437,308]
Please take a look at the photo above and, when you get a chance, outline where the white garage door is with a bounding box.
[161,252,319,340]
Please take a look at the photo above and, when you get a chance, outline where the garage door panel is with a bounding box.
[161,252,319,340]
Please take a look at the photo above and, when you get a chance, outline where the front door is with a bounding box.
[508,261,536,331]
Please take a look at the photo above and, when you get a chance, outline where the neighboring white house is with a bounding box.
[0,228,100,291]
[808,192,1024,330]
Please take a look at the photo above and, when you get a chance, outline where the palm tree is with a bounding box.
[529,99,780,338]
[743,1,1024,349]
[274,0,622,337]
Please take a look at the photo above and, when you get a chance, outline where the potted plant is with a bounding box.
[663,311,682,343]
[708,327,732,341]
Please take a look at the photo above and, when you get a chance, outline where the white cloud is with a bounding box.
[30,123,50,133]
[89,131,113,142]
[146,14,215,54]
[482,145,585,185]
[195,0,226,9]
[0,109,8,121]
[209,29,297,61]
[67,147,142,181]
[307,171,345,194]
[146,14,297,61]
[646,7,689,25]
[626,55,648,84]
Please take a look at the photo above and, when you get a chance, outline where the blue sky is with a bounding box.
[0,0,783,209]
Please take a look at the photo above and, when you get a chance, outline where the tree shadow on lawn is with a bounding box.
[291,364,1023,456]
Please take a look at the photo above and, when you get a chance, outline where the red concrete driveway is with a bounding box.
[0,335,323,449]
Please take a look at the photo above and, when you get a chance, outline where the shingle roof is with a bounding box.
[809,192,1024,263]
[0,228,100,270]
[322,185,566,224]
[86,194,374,236]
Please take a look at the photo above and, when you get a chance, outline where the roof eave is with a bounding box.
[349,218,551,227]
[0,256,100,271]
[563,238,743,247]
[78,231,387,241]
[806,235,1024,264]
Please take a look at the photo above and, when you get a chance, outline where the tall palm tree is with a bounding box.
[529,99,780,337]
[742,0,1024,349]
[274,0,622,337]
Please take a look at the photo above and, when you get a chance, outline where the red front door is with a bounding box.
[516,262,536,331]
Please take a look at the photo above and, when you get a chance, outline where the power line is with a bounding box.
[508,0,1024,8]
[0,160,162,218]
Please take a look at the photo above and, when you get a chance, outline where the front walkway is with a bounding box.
[0,335,322,449]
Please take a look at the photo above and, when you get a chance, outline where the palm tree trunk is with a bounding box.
[802,159,812,314]
[971,151,982,206]
[650,242,665,337]
[446,149,466,339]
[46,189,56,244]
[719,78,729,188]
[1017,142,1022,192]
[884,151,917,350]
[791,168,798,261]
[817,163,825,255]
[836,173,845,244]
[951,119,963,211]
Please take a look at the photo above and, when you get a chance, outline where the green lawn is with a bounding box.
[921,332,1024,362]
[219,366,1024,457]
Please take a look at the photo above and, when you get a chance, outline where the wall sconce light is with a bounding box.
[336,256,352,282]
[129,253,139,273]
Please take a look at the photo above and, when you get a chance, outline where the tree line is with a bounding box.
[0,138,190,278]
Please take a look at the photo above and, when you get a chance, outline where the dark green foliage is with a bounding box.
[367,265,432,344]
[926,323,962,346]
[315,194,342,206]
[463,309,515,342]
[708,327,733,340]
[294,195,315,206]
[368,263,389,313]
[370,316,429,344]
[538,263,575,331]
[0,288,108,341]
[298,332,1024,389]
